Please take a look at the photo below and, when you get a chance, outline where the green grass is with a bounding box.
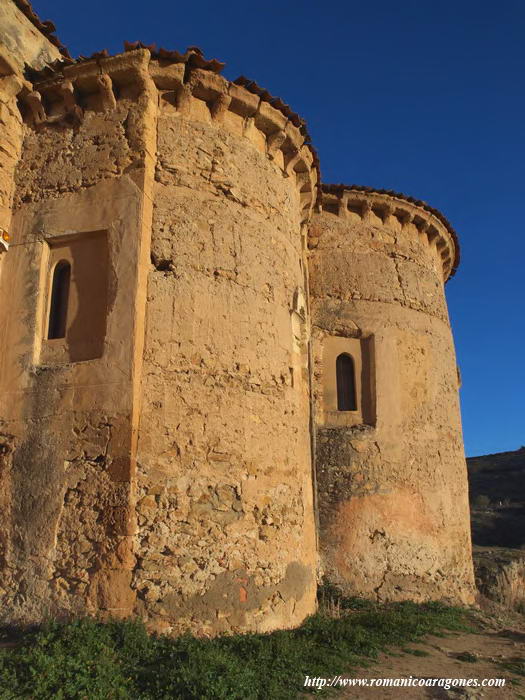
[498,657,525,678]
[455,651,478,663]
[0,591,470,700]
[400,647,430,657]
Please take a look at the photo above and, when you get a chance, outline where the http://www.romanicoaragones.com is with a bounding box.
[304,675,506,690]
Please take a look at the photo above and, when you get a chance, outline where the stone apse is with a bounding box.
[0,0,475,635]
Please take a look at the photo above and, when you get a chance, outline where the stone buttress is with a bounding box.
[0,49,158,624]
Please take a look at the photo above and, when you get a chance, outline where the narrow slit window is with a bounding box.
[47,260,71,339]
[336,353,357,411]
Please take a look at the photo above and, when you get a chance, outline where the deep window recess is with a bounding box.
[336,353,357,411]
[47,260,71,339]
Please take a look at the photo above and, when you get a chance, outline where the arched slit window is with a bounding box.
[47,260,71,339]
[336,353,357,411]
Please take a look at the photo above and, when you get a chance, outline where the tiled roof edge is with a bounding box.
[321,183,460,277]
[233,75,321,203]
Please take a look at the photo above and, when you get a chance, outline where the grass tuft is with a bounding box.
[498,657,525,678]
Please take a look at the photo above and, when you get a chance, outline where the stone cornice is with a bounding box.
[319,184,460,280]
[20,48,320,225]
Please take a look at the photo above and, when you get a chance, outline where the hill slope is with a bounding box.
[467,446,525,549]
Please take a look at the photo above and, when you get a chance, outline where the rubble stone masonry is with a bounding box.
[0,0,474,635]
[309,188,474,604]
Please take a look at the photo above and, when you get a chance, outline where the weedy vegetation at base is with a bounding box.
[0,588,471,700]
[498,657,525,678]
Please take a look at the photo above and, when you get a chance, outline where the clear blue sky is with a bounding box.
[33,0,524,457]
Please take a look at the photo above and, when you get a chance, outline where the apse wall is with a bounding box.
[133,65,319,635]
[308,186,475,605]
[0,50,157,624]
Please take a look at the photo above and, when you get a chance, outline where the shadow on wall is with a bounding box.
[66,231,109,362]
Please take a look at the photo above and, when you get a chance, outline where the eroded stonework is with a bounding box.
[0,0,475,635]
[309,190,473,605]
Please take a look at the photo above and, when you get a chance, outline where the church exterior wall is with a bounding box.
[309,188,475,604]
[0,50,156,624]
[134,76,317,636]
[0,0,476,633]
[0,46,320,633]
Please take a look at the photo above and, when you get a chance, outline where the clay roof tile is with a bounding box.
[123,43,225,72]
[22,42,319,212]
[187,52,225,72]
[157,48,180,61]
[124,40,157,53]
[233,76,306,128]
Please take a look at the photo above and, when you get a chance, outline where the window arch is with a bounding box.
[336,353,357,411]
[47,260,71,339]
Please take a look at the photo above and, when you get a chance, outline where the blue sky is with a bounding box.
[33,0,524,457]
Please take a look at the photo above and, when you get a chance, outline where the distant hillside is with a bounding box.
[467,446,525,549]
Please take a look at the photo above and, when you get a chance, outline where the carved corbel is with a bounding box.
[243,116,256,140]
[176,83,192,113]
[442,257,452,278]
[57,80,76,111]
[23,90,46,125]
[210,93,231,121]
[426,225,440,244]
[435,235,447,252]
[338,193,349,218]
[295,171,310,189]
[284,148,301,177]
[266,129,286,159]
[417,218,430,234]
[382,202,394,222]
[360,199,372,219]
[399,209,414,227]
[96,73,117,111]
[57,80,83,125]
